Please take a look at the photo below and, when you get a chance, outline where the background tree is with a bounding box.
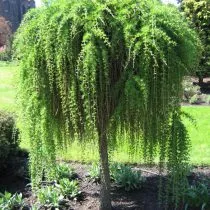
[181,0,210,83]
[15,0,201,209]
[0,16,11,48]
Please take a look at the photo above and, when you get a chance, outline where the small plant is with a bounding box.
[183,79,200,102]
[111,163,145,191]
[0,191,24,209]
[36,186,62,208]
[88,162,145,191]
[59,178,80,199]
[110,162,121,180]
[184,181,210,210]
[88,162,100,183]
[30,205,40,210]
[56,163,75,180]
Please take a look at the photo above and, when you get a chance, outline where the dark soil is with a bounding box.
[1,159,210,210]
[193,78,210,95]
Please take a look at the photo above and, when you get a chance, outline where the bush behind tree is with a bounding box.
[0,111,19,171]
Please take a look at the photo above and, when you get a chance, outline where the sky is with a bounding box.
[34,0,178,7]
[35,0,42,7]
[162,0,178,4]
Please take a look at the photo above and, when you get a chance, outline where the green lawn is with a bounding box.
[0,61,18,112]
[182,106,210,165]
[0,62,210,165]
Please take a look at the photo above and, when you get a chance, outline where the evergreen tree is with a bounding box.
[181,0,210,83]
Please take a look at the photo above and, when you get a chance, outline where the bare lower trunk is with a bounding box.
[98,129,112,210]
[198,76,203,84]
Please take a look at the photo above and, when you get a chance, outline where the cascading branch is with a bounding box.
[15,0,201,209]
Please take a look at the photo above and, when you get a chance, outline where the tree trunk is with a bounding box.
[98,128,112,210]
[198,75,203,84]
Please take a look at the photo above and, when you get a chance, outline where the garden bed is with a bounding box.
[1,160,210,210]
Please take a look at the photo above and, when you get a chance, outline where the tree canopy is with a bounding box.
[15,0,201,208]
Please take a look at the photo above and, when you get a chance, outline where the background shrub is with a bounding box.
[0,50,12,61]
[0,110,19,171]
[183,79,200,103]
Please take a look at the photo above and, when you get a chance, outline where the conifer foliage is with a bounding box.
[15,0,201,209]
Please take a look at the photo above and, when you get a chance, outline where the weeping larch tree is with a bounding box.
[15,0,201,209]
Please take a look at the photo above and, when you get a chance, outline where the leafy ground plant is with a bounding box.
[184,180,210,210]
[0,191,24,209]
[89,162,145,191]
[111,163,145,191]
[59,178,81,199]
[56,162,75,180]
[36,186,62,208]
[88,162,100,183]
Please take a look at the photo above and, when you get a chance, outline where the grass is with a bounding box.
[182,106,210,165]
[0,61,18,112]
[0,61,210,165]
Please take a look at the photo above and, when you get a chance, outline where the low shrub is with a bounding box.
[205,95,210,105]
[183,79,200,103]
[56,163,75,180]
[0,110,19,170]
[189,94,202,104]
[111,163,145,191]
[59,178,80,199]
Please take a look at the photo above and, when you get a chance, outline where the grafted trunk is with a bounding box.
[98,127,112,210]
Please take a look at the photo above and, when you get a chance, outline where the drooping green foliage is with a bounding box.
[15,0,201,205]
[181,0,210,81]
